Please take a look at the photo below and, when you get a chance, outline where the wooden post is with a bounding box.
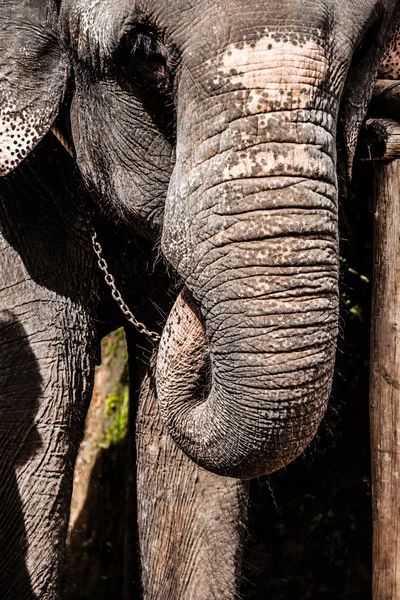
[366,119,400,599]
[370,80,400,121]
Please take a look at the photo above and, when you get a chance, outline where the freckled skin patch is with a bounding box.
[0,3,68,177]
[0,107,55,176]
[211,36,329,92]
[164,35,338,281]
[378,23,400,79]
[205,35,335,115]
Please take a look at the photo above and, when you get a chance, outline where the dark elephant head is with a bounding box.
[0,0,399,478]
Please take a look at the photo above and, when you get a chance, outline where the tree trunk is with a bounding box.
[64,330,129,599]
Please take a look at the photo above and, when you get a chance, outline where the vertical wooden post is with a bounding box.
[370,155,400,599]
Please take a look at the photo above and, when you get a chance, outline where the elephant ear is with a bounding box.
[341,7,400,178]
[0,1,69,176]
[377,15,400,79]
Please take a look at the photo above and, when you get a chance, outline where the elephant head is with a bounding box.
[0,0,398,479]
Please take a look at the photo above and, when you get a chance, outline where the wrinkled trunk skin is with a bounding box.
[157,36,340,478]
[0,142,97,599]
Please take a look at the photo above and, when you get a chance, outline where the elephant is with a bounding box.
[0,0,399,598]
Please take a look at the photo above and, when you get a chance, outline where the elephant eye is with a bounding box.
[128,26,158,59]
[118,22,173,94]
[114,21,177,143]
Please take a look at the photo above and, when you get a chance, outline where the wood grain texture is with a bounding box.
[371,80,400,121]
[370,159,400,600]
[360,120,400,161]
[133,354,248,600]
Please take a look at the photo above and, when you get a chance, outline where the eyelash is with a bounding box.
[128,28,159,57]
[117,23,177,91]
[112,22,178,143]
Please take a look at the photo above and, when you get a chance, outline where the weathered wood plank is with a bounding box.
[370,158,400,600]
[370,80,400,121]
[360,119,400,161]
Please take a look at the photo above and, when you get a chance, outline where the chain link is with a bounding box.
[88,218,161,344]
[49,128,160,343]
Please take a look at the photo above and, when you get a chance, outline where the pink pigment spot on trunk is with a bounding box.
[206,35,331,111]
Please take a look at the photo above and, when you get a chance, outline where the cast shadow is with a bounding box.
[62,441,127,600]
[0,315,42,599]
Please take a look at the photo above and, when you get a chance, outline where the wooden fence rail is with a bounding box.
[370,80,400,121]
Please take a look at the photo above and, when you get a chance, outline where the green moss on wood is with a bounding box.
[100,330,130,449]
[101,386,129,448]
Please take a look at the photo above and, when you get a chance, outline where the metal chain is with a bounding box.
[88,218,161,344]
[49,129,160,342]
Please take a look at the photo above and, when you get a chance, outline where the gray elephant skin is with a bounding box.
[0,1,399,599]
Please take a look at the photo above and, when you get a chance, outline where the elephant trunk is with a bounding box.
[156,263,337,479]
[156,39,340,479]
[156,168,339,479]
